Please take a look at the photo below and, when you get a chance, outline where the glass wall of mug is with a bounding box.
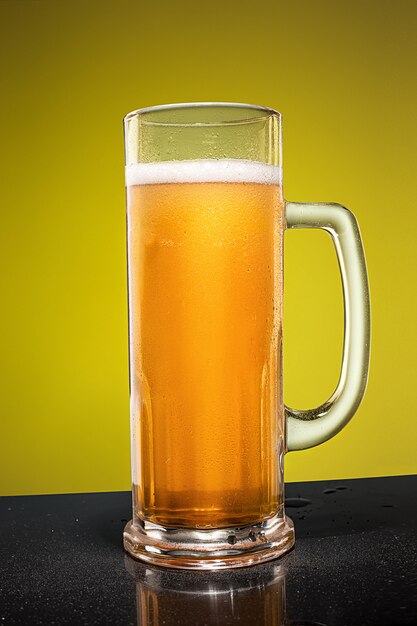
[124,103,294,568]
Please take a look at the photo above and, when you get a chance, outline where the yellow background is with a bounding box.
[1,0,416,496]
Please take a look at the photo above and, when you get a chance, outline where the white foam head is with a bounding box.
[125,159,282,186]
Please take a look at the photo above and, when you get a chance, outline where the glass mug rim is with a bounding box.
[124,101,281,127]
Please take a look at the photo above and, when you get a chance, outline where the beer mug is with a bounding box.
[123,103,370,569]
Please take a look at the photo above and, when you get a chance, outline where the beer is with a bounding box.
[126,159,284,529]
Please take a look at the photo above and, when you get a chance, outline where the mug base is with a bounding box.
[123,512,295,570]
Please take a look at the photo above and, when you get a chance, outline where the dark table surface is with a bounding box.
[1,476,416,625]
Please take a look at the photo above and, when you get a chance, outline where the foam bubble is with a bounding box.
[125,159,282,186]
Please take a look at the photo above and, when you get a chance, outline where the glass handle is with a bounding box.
[285,202,371,451]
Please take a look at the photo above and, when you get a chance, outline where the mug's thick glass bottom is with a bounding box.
[123,512,295,570]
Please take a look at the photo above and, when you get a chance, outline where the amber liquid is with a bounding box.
[127,178,284,528]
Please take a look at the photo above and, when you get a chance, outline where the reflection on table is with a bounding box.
[125,556,325,626]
